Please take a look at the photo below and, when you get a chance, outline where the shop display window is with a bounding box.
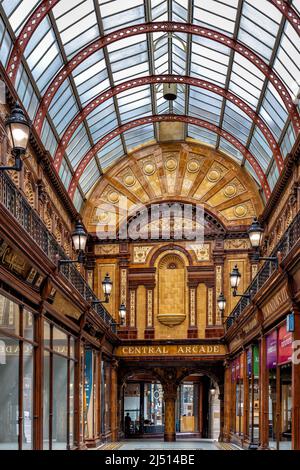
[0,294,35,450]
[43,320,77,450]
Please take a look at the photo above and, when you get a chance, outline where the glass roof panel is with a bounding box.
[53,0,98,59]
[273,23,300,100]
[238,0,281,62]
[59,158,73,189]
[188,125,218,147]
[222,101,252,145]
[219,138,244,164]
[79,158,100,194]
[189,86,222,125]
[280,123,296,159]
[1,0,40,35]
[193,0,238,36]
[172,0,188,22]
[0,15,12,66]
[249,127,274,172]
[123,124,155,152]
[99,0,145,34]
[2,0,300,200]
[99,135,124,170]
[191,36,230,87]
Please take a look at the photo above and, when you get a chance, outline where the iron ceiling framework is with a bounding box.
[0,0,299,210]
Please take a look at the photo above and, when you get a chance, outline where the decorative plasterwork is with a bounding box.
[133,246,153,264]
[190,288,196,327]
[95,244,120,256]
[190,244,210,262]
[224,239,251,250]
[83,142,263,234]
[215,266,223,326]
[208,288,214,326]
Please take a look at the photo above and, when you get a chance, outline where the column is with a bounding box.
[188,283,198,339]
[223,361,231,442]
[139,383,145,435]
[33,312,44,449]
[259,335,269,449]
[292,307,300,450]
[218,384,225,442]
[110,360,118,442]
[198,380,203,437]
[207,286,214,326]
[145,287,155,339]
[213,245,225,326]
[163,383,178,442]
[243,350,249,442]
[129,288,137,329]
[119,260,131,338]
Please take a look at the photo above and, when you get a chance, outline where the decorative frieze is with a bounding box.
[215,265,223,325]
[95,244,119,256]
[133,246,153,264]
[224,239,250,250]
[208,288,214,326]
[190,288,196,327]
[190,243,210,261]
[120,268,127,307]
[147,289,154,328]
[130,289,136,328]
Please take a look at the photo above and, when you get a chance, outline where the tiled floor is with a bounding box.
[111,439,222,451]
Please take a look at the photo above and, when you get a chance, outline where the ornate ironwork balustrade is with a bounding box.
[0,171,116,333]
[225,211,300,330]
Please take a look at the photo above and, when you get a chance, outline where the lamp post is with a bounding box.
[1,103,31,171]
[230,265,251,299]
[248,218,278,264]
[58,220,88,269]
[91,273,113,305]
[217,293,226,321]
[119,303,127,326]
[109,304,127,329]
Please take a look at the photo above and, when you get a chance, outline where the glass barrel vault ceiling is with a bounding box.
[0,0,299,212]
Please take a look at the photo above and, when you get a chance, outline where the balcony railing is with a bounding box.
[0,171,116,334]
[225,210,300,331]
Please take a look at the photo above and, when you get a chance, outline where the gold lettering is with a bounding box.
[117,344,224,357]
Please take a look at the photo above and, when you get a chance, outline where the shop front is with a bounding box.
[228,320,293,450]
[267,323,292,450]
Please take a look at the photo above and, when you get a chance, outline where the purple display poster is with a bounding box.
[266,330,277,369]
[247,349,252,377]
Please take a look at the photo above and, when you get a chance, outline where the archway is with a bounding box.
[120,371,165,438]
[176,373,220,440]
[119,366,223,442]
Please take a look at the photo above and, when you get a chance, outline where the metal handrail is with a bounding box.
[225,211,300,331]
[0,171,117,333]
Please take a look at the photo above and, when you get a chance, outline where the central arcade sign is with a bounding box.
[116,344,226,357]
